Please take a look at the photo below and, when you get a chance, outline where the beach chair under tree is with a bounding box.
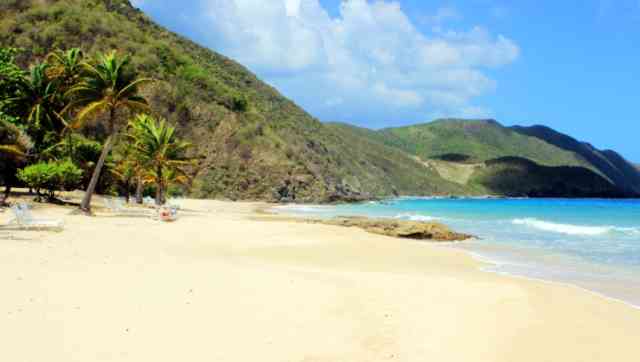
[8,203,64,231]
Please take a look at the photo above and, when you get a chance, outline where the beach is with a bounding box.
[1,198,639,362]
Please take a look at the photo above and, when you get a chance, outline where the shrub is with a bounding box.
[232,95,249,112]
[17,159,83,200]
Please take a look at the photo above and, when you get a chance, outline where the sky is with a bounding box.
[131,0,640,162]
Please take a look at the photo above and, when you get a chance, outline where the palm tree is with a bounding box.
[0,117,33,205]
[111,139,147,203]
[46,48,84,89]
[65,51,151,213]
[6,62,65,149]
[128,114,193,205]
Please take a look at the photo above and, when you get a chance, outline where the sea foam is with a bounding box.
[394,213,438,222]
[512,218,639,236]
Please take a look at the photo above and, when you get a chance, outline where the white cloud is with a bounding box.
[187,0,519,124]
[420,6,462,27]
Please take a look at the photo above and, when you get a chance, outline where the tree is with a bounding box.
[0,116,33,205]
[17,159,83,202]
[4,62,66,155]
[111,139,146,203]
[65,51,151,213]
[0,47,25,116]
[128,114,193,205]
[42,133,105,190]
[46,48,84,90]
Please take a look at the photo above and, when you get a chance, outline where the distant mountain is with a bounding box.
[2,1,636,200]
[333,120,634,198]
[378,119,594,169]
[511,125,640,194]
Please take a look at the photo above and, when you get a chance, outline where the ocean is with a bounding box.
[273,198,640,308]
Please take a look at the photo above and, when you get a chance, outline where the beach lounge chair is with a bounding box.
[105,197,151,216]
[9,204,64,230]
[166,197,182,210]
[143,196,156,208]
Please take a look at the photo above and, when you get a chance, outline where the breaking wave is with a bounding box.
[512,218,639,236]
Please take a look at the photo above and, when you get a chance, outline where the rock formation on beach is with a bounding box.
[312,217,474,242]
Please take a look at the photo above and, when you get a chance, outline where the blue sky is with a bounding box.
[131,0,640,161]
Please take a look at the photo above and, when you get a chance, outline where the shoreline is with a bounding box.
[271,200,640,309]
[1,197,639,361]
[459,248,640,311]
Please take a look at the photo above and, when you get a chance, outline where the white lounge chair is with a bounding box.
[166,197,182,210]
[9,204,64,230]
[143,196,156,208]
[105,197,151,216]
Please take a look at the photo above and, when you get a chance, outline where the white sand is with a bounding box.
[1,197,639,362]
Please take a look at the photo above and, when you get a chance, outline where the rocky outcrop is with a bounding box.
[312,217,473,242]
[324,183,372,203]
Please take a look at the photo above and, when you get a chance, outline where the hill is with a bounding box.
[331,121,633,198]
[377,119,594,168]
[370,119,639,197]
[511,125,640,194]
[468,157,624,198]
[0,0,465,202]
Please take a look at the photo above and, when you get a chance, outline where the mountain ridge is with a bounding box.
[332,119,639,198]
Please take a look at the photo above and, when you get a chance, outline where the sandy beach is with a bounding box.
[1,197,639,362]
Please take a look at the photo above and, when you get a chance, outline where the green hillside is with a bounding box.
[468,157,624,198]
[511,125,640,194]
[378,119,593,168]
[0,0,464,202]
[371,119,639,197]
[324,123,469,196]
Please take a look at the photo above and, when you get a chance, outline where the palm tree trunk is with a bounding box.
[80,133,115,213]
[155,166,163,206]
[124,179,130,203]
[135,177,143,204]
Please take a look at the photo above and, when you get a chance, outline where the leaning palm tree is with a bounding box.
[128,114,193,205]
[65,51,151,213]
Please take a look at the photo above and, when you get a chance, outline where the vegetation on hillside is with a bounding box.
[511,125,640,194]
[468,157,624,198]
[377,119,593,168]
[327,122,639,198]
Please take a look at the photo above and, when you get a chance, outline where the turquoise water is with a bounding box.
[274,198,640,307]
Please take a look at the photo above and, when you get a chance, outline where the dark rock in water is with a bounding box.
[316,217,473,242]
